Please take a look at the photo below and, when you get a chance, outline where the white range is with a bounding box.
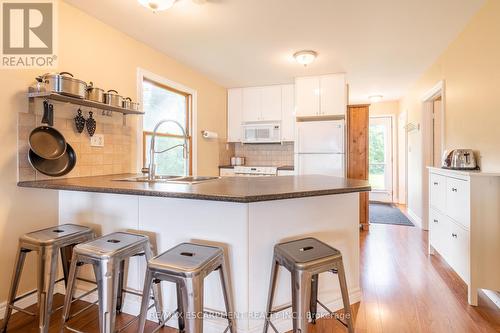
[233,166,278,176]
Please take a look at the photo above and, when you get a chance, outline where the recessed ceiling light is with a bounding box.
[293,50,317,67]
[138,0,176,12]
[369,95,383,103]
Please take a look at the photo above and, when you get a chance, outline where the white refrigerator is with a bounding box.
[295,120,345,177]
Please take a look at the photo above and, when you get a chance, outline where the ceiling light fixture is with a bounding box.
[138,0,176,12]
[293,50,317,67]
[369,95,383,103]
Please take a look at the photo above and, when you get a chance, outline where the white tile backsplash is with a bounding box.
[233,142,294,166]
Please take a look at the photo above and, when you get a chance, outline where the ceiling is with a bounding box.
[64,0,485,103]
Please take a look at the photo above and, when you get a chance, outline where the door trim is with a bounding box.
[419,80,446,230]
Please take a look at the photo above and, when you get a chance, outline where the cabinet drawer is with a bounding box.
[445,177,470,229]
[429,173,446,212]
[447,220,470,284]
[429,208,449,259]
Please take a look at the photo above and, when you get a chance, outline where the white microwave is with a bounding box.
[242,122,281,143]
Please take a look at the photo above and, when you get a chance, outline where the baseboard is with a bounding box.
[406,208,422,228]
[483,289,500,310]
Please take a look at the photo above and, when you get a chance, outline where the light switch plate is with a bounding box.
[90,134,104,147]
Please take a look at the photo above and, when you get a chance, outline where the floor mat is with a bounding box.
[369,203,414,226]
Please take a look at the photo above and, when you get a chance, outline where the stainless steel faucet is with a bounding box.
[143,119,189,180]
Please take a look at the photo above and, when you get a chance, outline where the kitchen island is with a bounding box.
[19,174,370,333]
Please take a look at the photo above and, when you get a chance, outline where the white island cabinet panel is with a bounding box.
[57,188,362,333]
[247,193,360,333]
[59,191,143,293]
[138,197,249,331]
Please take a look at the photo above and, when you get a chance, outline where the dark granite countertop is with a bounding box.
[18,174,370,203]
[219,165,295,170]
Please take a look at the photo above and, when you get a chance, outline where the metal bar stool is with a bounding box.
[263,237,354,333]
[0,224,94,333]
[137,242,236,333]
[60,232,163,333]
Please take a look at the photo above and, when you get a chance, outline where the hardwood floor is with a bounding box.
[1,224,499,332]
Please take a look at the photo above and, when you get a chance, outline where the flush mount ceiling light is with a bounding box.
[293,50,318,67]
[139,0,176,12]
[369,95,383,103]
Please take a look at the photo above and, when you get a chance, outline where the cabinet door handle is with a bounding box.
[451,188,458,192]
[452,233,458,238]
[433,182,439,185]
[433,219,438,223]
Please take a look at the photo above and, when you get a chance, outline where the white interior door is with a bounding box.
[369,116,393,202]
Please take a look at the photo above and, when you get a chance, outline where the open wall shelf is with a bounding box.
[27,91,144,116]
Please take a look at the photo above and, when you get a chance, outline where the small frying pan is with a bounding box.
[29,102,67,160]
[28,143,76,177]
[29,126,67,160]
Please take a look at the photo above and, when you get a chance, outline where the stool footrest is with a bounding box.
[68,298,99,320]
[266,319,280,333]
[9,304,36,316]
[116,302,166,333]
[269,303,291,315]
[317,300,348,328]
[122,288,145,298]
[266,299,346,332]
[11,277,66,304]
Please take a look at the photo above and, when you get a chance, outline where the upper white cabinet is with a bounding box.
[228,84,295,142]
[227,88,242,142]
[281,84,295,142]
[261,86,282,121]
[242,87,262,122]
[295,74,346,117]
[320,75,347,116]
[242,86,282,122]
[295,77,319,117]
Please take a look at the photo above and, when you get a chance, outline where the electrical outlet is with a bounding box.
[90,134,104,147]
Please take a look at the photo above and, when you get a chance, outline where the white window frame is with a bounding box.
[136,68,198,175]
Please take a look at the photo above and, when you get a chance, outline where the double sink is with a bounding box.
[114,175,220,185]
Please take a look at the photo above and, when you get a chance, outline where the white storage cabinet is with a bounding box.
[428,167,500,306]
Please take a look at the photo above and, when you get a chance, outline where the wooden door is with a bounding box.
[347,104,370,230]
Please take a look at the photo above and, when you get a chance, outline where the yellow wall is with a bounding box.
[400,0,497,219]
[369,100,399,117]
[0,0,226,301]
